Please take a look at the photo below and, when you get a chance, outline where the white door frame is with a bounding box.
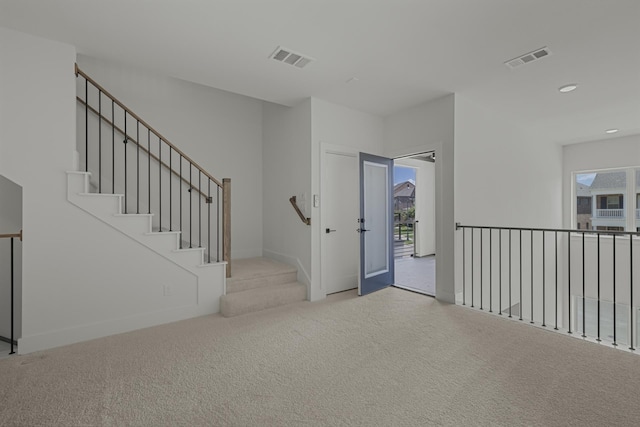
[386,141,453,302]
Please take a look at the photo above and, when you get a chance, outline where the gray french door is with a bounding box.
[358,152,394,296]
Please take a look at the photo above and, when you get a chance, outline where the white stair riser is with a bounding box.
[111,215,152,235]
[142,232,181,253]
[220,283,306,317]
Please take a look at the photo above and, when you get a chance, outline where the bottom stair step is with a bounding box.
[220,282,307,317]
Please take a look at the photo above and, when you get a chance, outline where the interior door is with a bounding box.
[323,151,358,294]
[358,152,394,295]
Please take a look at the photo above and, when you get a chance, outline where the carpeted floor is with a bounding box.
[1,287,639,426]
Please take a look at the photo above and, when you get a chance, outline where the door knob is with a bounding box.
[326,228,337,233]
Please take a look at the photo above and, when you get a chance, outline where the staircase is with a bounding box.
[220,258,307,317]
[67,171,225,315]
[72,65,308,324]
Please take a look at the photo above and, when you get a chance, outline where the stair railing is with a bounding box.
[457,223,639,352]
[0,229,21,355]
[75,65,231,277]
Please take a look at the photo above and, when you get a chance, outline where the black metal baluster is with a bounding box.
[471,228,474,308]
[148,129,151,214]
[216,185,222,262]
[112,101,115,194]
[613,234,617,346]
[568,231,572,333]
[136,121,140,214]
[180,156,183,249]
[480,229,483,310]
[630,234,635,351]
[489,229,492,313]
[98,90,102,193]
[462,228,466,305]
[85,78,88,173]
[124,111,127,213]
[542,232,546,327]
[597,233,601,341]
[189,163,193,248]
[499,229,502,315]
[10,238,15,355]
[217,186,220,261]
[582,232,586,337]
[169,147,173,231]
[159,136,162,232]
[199,170,202,248]
[509,229,512,318]
[531,230,534,324]
[519,229,523,321]
[208,179,211,263]
[555,231,559,330]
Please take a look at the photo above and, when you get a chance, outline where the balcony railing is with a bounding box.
[457,224,640,352]
[595,208,624,218]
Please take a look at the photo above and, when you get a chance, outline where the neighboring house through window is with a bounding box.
[574,168,640,232]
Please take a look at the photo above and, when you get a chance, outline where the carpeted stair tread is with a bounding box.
[228,257,296,280]
[226,257,298,293]
[220,282,307,317]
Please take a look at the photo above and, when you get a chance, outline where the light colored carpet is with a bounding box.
[1,287,640,426]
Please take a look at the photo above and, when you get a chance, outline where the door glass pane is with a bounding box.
[364,161,388,277]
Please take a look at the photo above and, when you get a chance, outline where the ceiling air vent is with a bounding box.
[504,47,551,69]
[269,46,315,69]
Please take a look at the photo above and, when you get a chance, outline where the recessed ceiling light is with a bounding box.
[559,84,578,93]
[558,84,578,93]
[605,128,619,134]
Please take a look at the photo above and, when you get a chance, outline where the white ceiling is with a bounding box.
[1,0,639,145]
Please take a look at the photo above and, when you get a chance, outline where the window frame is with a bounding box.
[572,167,638,232]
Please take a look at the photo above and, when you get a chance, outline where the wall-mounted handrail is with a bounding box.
[1,230,20,355]
[0,230,22,240]
[289,196,311,226]
[76,96,208,199]
[75,65,222,187]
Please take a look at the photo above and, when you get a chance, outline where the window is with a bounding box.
[574,168,638,232]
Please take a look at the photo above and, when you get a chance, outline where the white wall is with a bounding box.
[564,134,640,336]
[455,95,563,228]
[455,95,563,323]
[563,134,640,230]
[76,55,264,259]
[311,98,385,300]
[0,175,22,341]
[262,100,312,288]
[0,27,221,354]
[384,94,456,302]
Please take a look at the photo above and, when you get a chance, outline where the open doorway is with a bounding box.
[393,153,435,296]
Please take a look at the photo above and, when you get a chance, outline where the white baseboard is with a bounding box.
[18,304,217,355]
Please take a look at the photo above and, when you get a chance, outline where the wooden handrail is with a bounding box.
[75,64,223,188]
[0,230,22,241]
[289,196,311,226]
[76,96,211,198]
